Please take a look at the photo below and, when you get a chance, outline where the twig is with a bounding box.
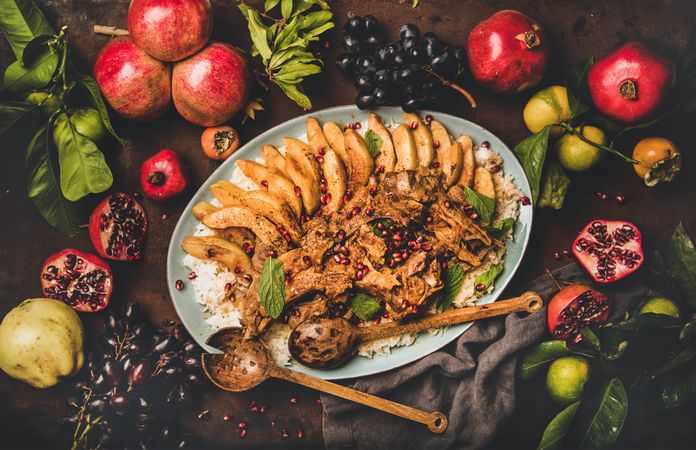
[426,69,477,109]
[94,25,129,36]
[545,268,563,291]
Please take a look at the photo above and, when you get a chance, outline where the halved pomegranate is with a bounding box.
[572,220,644,283]
[89,192,148,261]
[41,248,113,312]
[547,284,610,344]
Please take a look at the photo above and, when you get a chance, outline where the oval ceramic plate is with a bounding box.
[167,105,533,380]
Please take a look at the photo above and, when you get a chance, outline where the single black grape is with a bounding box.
[375,46,389,65]
[103,359,121,386]
[407,46,426,63]
[391,50,407,67]
[88,398,107,414]
[397,65,419,84]
[153,336,172,354]
[365,33,383,48]
[430,51,457,78]
[450,45,467,67]
[121,356,133,373]
[356,93,375,110]
[364,15,378,33]
[400,23,420,41]
[184,373,201,385]
[105,311,119,330]
[423,32,443,57]
[373,86,391,105]
[355,55,376,74]
[124,301,141,322]
[344,16,365,36]
[402,37,418,52]
[342,34,362,54]
[110,394,130,414]
[373,69,389,86]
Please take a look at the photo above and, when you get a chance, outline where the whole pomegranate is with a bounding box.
[548,284,610,344]
[572,220,644,283]
[467,10,549,94]
[588,42,676,124]
[40,249,113,312]
[140,149,188,201]
[89,192,148,261]
[93,36,171,122]
[172,42,251,126]
[128,0,212,62]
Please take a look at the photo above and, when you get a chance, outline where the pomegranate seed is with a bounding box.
[238,422,247,429]
[340,258,350,265]
[490,164,501,173]
[260,404,266,413]
[340,246,350,256]
[250,406,259,412]
[616,195,626,204]
[281,428,289,438]
[352,206,361,216]
[318,146,325,155]
[423,243,432,251]
[424,114,433,124]
[426,215,433,223]
[346,188,354,198]
[336,229,346,240]
[290,397,297,404]
[476,283,485,291]
[356,272,364,280]
[320,184,328,194]
[410,121,418,130]
[243,274,253,282]
[303,255,311,264]
[469,212,479,220]
[355,122,362,129]
[433,140,440,149]
[316,398,323,406]
[261,180,268,187]
[411,305,417,313]
[431,161,440,168]
[187,271,197,280]
[272,420,276,427]
[315,155,324,164]
[553,252,561,260]
[297,428,304,439]
[239,429,247,438]
[223,414,231,422]
[197,410,210,420]
[521,196,531,205]
[315,209,323,217]
[320,177,327,185]
[401,299,409,308]
[234,267,244,274]
[175,280,184,290]
[365,207,374,216]
[161,213,169,220]
[441,261,448,269]
[480,141,490,148]
[369,187,378,196]
[444,200,452,208]
[563,250,571,257]
[595,191,609,200]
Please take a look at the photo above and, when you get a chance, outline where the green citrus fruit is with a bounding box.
[638,296,680,319]
[523,85,572,135]
[546,355,591,405]
[25,91,61,118]
[556,125,606,172]
[54,107,106,143]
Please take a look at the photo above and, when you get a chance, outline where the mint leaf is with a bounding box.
[486,218,515,240]
[364,129,382,158]
[437,264,465,311]
[461,184,495,224]
[474,262,504,296]
[351,293,381,320]
[259,257,286,318]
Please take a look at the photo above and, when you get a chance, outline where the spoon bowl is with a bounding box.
[202,327,270,391]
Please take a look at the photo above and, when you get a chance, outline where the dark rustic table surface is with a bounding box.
[1,0,696,448]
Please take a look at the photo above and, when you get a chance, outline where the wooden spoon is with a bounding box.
[201,327,448,433]
[289,291,543,369]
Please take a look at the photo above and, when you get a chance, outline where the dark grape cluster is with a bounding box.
[61,301,202,450]
[336,16,471,111]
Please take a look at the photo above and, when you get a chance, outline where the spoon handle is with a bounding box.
[359,291,543,342]
[268,365,448,433]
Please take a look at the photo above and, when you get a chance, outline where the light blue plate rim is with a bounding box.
[166,105,533,380]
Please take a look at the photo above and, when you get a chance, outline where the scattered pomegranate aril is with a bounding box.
[595,191,609,200]
[223,414,231,422]
[521,196,531,205]
[553,252,561,260]
[239,429,247,438]
[297,428,304,439]
[281,428,289,438]
[294,186,302,197]
[616,195,626,205]
[475,283,485,292]
[433,140,440,149]
[480,141,490,148]
[290,397,297,404]
[175,280,184,290]
[238,421,247,429]
[187,271,197,280]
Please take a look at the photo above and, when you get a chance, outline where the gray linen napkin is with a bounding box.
[321,263,650,449]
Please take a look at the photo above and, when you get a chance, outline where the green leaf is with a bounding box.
[608,312,681,331]
[486,218,515,240]
[0,100,41,139]
[0,0,54,60]
[21,33,53,66]
[592,327,630,361]
[259,257,286,318]
[264,0,280,11]
[351,293,382,320]
[539,162,570,210]
[299,10,334,37]
[564,57,594,118]
[537,402,580,450]
[665,222,696,309]
[73,75,124,144]
[25,123,80,236]
[364,129,382,158]
[581,328,601,351]
[461,184,495,224]
[473,262,504,296]
[275,60,322,84]
[277,81,312,110]
[273,15,303,52]
[3,46,59,92]
[564,378,628,449]
[280,0,293,18]
[513,126,551,203]
[520,340,572,379]
[437,264,465,311]
[659,369,696,410]
[237,4,273,63]
[412,0,420,7]
[649,344,696,380]
[53,113,113,201]
[371,218,391,237]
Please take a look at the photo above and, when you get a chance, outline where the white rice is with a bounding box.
[183,120,522,365]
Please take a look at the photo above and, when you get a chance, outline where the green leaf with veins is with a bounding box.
[520,340,573,380]
[486,218,515,240]
[0,0,54,60]
[513,126,551,203]
[351,293,381,320]
[364,130,382,158]
[21,33,53,66]
[437,264,465,311]
[461,184,495,224]
[665,222,696,309]
[3,45,59,91]
[473,262,504,296]
[539,162,570,210]
[259,257,286,318]
[72,75,124,144]
[564,57,594,118]
[537,402,579,450]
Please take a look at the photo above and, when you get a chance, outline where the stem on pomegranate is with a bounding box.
[545,268,563,291]
[558,122,638,164]
[94,25,130,36]
[427,69,477,109]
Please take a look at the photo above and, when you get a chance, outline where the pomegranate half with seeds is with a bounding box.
[89,192,148,261]
[547,284,611,345]
[40,249,113,312]
[572,220,644,283]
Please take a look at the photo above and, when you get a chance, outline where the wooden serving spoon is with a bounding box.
[289,291,543,369]
[201,327,448,433]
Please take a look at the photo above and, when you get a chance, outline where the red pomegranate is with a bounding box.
[172,42,251,126]
[572,220,644,284]
[128,0,212,62]
[140,149,188,201]
[588,42,676,124]
[547,284,611,344]
[89,192,148,261]
[94,36,172,121]
[41,248,113,312]
[467,10,549,94]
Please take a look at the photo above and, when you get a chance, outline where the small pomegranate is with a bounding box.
[588,42,676,124]
[172,42,252,126]
[548,284,610,344]
[89,193,148,261]
[572,220,644,283]
[93,36,172,121]
[128,0,212,62]
[140,149,187,201]
[40,249,113,312]
[467,10,549,94]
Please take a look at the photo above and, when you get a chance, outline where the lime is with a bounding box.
[546,355,591,405]
[54,107,106,143]
[556,125,606,172]
[638,296,680,319]
[523,85,572,135]
[25,91,61,118]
